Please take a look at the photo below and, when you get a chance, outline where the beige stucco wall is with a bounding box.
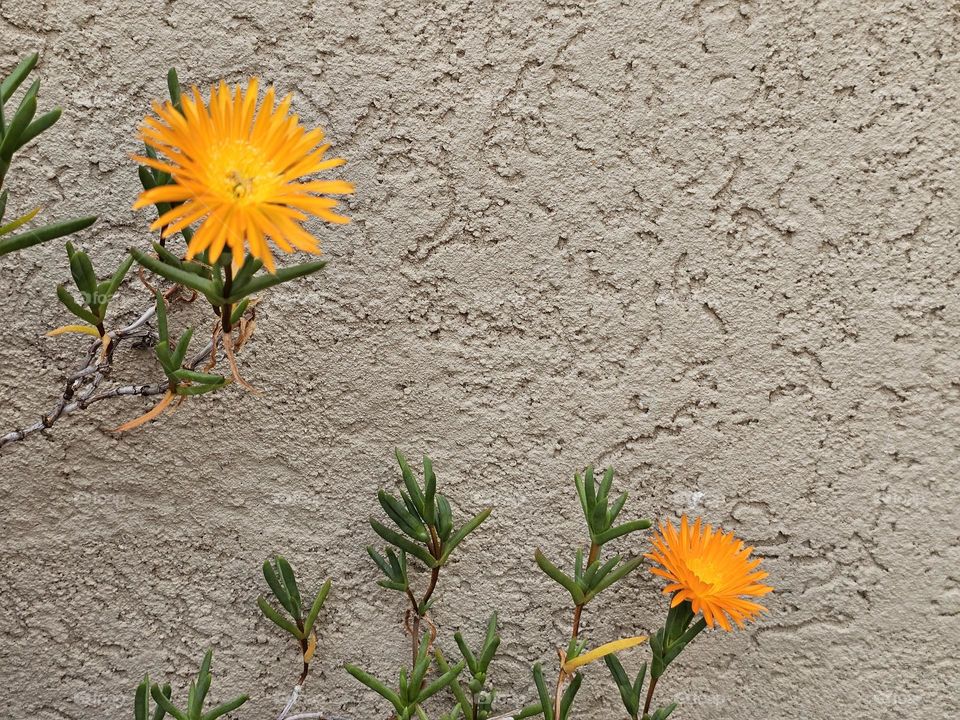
[1,1,958,718]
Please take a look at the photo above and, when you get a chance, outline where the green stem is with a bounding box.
[406,588,421,667]
[296,618,310,686]
[556,543,599,720]
[571,604,583,639]
[641,675,658,717]
[221,262,233,333]
[571,544,598,639]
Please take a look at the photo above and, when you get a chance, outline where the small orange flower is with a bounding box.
[645,515,773,631]
[133,79,353,273]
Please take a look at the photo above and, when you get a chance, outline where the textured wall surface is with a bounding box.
[0,1,958,718]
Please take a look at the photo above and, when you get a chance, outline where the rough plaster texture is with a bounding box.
[0,0,958,718]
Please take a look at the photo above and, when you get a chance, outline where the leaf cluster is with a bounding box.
[135,651,248,720]
[152,292,226,396]
[56,242,133,330]
[368,450,490,594]
[435,612,510,720]
[649,600,706,680]
[535,467,650,608]
[0,54,95,257]
[346,635,465,720]
[532,664,581,720]
[603,656,676,720]
[132,243,327,309]
[257,555,331,647]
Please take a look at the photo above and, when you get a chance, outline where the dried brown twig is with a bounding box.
[0,296,220,450]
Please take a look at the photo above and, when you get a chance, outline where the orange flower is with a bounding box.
[645,515,773,631]
[133,79,353,272]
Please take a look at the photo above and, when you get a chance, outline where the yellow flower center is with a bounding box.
[227,170,254,199]
[206,139,279,205]
[686,556,722,589]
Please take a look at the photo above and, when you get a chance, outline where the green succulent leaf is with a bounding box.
[13,107,59,152]
[559,672,582,720]
[370,518,438,568]
[604,654,641,719]
[1,53,38,104]
[135,676,150,720]
[153,684,171,720]
[534,550,585,605]
[0,95,35,161]
[368,547,395,577]
[436,494,453,541]
[153,291,169,342]
[515,703,544,720]
[650,601,707,679]
[66,243,97,305]
[598,467,614,499]
[422,456,437,526]
[262,558,296,617]
[584,556,643,602]
[166,68,182,111]
[56,284,99,325]
[434,649,473,720]
[594,519,652,545]
[169,327,193,368]
[345,664,404,713]
[99,254,134,314]
[202,695,249,720]
[304,578,332,635]
[574,473,589,519]
[231,255,262,291]
[150,684,185,720]
[583,467,596,508]
[396,449,425,513]
[227,259,326,302]
[454,632,479,676]
[531,665,552,720]
[608,492,628,524]
[174,369,225,385]
[419,659,465,703]
[379,490,429,542]
[275,555,303,619]
[257,595,301,638]
[587,554,621,589]
[149,243,210,279]
[409,634,433,692]
[479,612,500,671]
[229,298,250,325]
[439,507,491,564]
[0,216,95,257]
[650,703,678,720]
[130,247,224,304]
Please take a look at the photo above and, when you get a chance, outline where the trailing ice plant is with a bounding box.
[0,55,353,448]
[529,467,652,720]
[0,53,777,720]
[127,457,772,720]
[344,450,491,719]
[634,516,774,717]
[257,555,332,686]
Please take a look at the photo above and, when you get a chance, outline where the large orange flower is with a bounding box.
[133,79,353,272]
[645,515,773,631]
